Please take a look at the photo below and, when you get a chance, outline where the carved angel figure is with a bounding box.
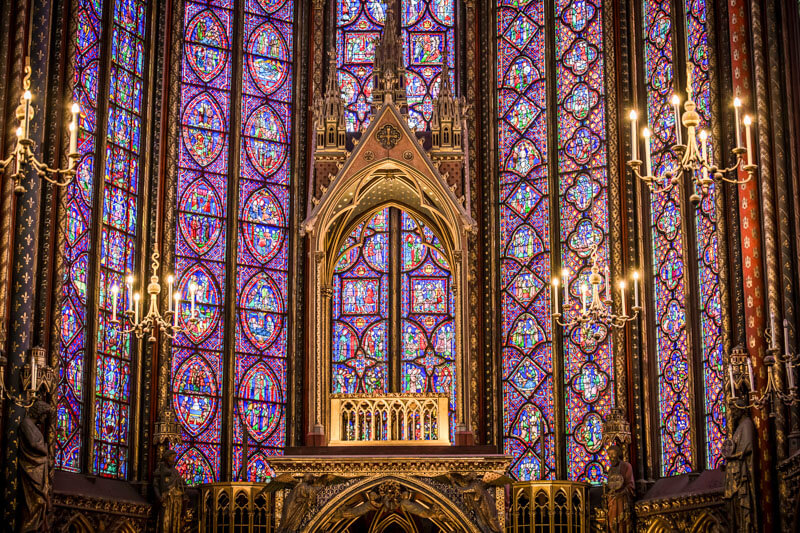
[434,473,512,533]
[20,400,52,532]
[153,449,186,533]
[262,473,347,533]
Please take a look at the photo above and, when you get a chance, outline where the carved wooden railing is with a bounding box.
[506,481,588,533]
[329,393,450,445]
[199,483,273,533]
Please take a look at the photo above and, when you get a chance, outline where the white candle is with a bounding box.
[787,361,795,389]
[771,311,777,350]
[167,275,174,312]
[604,265,611,301]
[629,110,638,161]
[747,357,755,391]
[70,103,79,155]
[23,90,31,139]
[134,292,141,323]
[633,271,640,308]
[729,363,737,398]
[784,319,791,356]
[581,284,588,313]
[30,352,37,391]
[111,285,119,322]
[744,115,753,165]
[562,269,570,307]
[733,98,742,148]
[173,292,181,327]
[126,274,134,312]
[642,128,653,177]
[190,283,197,316]
[551,278,559,314]
[671,94,682,145]
[619,281,627,317]
[699,130,708,164]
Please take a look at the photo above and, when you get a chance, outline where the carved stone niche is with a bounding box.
[301,99,477,446]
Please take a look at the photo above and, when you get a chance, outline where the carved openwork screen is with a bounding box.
[331,207,457,436]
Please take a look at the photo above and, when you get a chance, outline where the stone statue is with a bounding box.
[605,444,635,533]
[153,449,186,533]
[262,473,346,533]
[434,473,512,533]
[20,400,52,532]
[723,401,757,532]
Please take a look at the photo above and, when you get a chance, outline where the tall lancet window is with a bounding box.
[641,0,723,475]
[57,0,150,479]
[173,0,294,484]
[336,0,455,131]
[498,0,614,483]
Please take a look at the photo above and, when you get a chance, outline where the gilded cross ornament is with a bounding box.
[376,124,401,149]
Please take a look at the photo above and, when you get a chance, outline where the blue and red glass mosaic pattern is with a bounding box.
[642,0,693,476]
[58,0,104,473]
[400,212,456,435]
[332,209,390,395]
[400,0,455,131]
[685,0,724,470]
[337,0,387,131]
[92,0,147,479]
[173,0,234,485]
[556,0,614,484]
[497,0,555,481]
[232,0,294,482]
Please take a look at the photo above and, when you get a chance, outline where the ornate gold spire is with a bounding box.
[371,3,407,113]
[431,60,463,153]
[314,51,346,153]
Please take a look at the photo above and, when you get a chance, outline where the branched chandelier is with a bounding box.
[627,65,757,205]
[0,62,80,193]
[550,243,641,333]
[110,249,199,343]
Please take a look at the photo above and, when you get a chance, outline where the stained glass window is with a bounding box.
[497,0,554,481]
[332,209,390,394]
[232,0,294,483]
[58,0,148,479]
[336,0,455,131]
[685,0,725,470]
[498,0,613,483]
[642,0,692,476]
[173,0,294,485]
[400,212,456,431]
[57,0,104,473]
[556,0,613,484]
[401,0,455,131]
[173,0,235,484]
[330,208,456,433]
[337,0,387,131]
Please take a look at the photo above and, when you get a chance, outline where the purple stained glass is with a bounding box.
[173,0,234,485]
[685,0,725,470]
[498,0,555,481]
[401,0,455,131]
[400,212,456,436]
[92,0,148,479]
[58,0,103,474]
[232,0,294,482]
[643,0,693,476]
[556,0,614,484]
[331,209,389,395]
[337,0,387,131]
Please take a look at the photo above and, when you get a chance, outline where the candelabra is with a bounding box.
[550,243,641,333]
[0,63,80,194]
[728,320,800,409]
[111,249,198,343]
[627,65,757,205]
[0,346,58,408]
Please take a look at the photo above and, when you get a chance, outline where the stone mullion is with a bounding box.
[479,0,501,448]
[603,0,626,415]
